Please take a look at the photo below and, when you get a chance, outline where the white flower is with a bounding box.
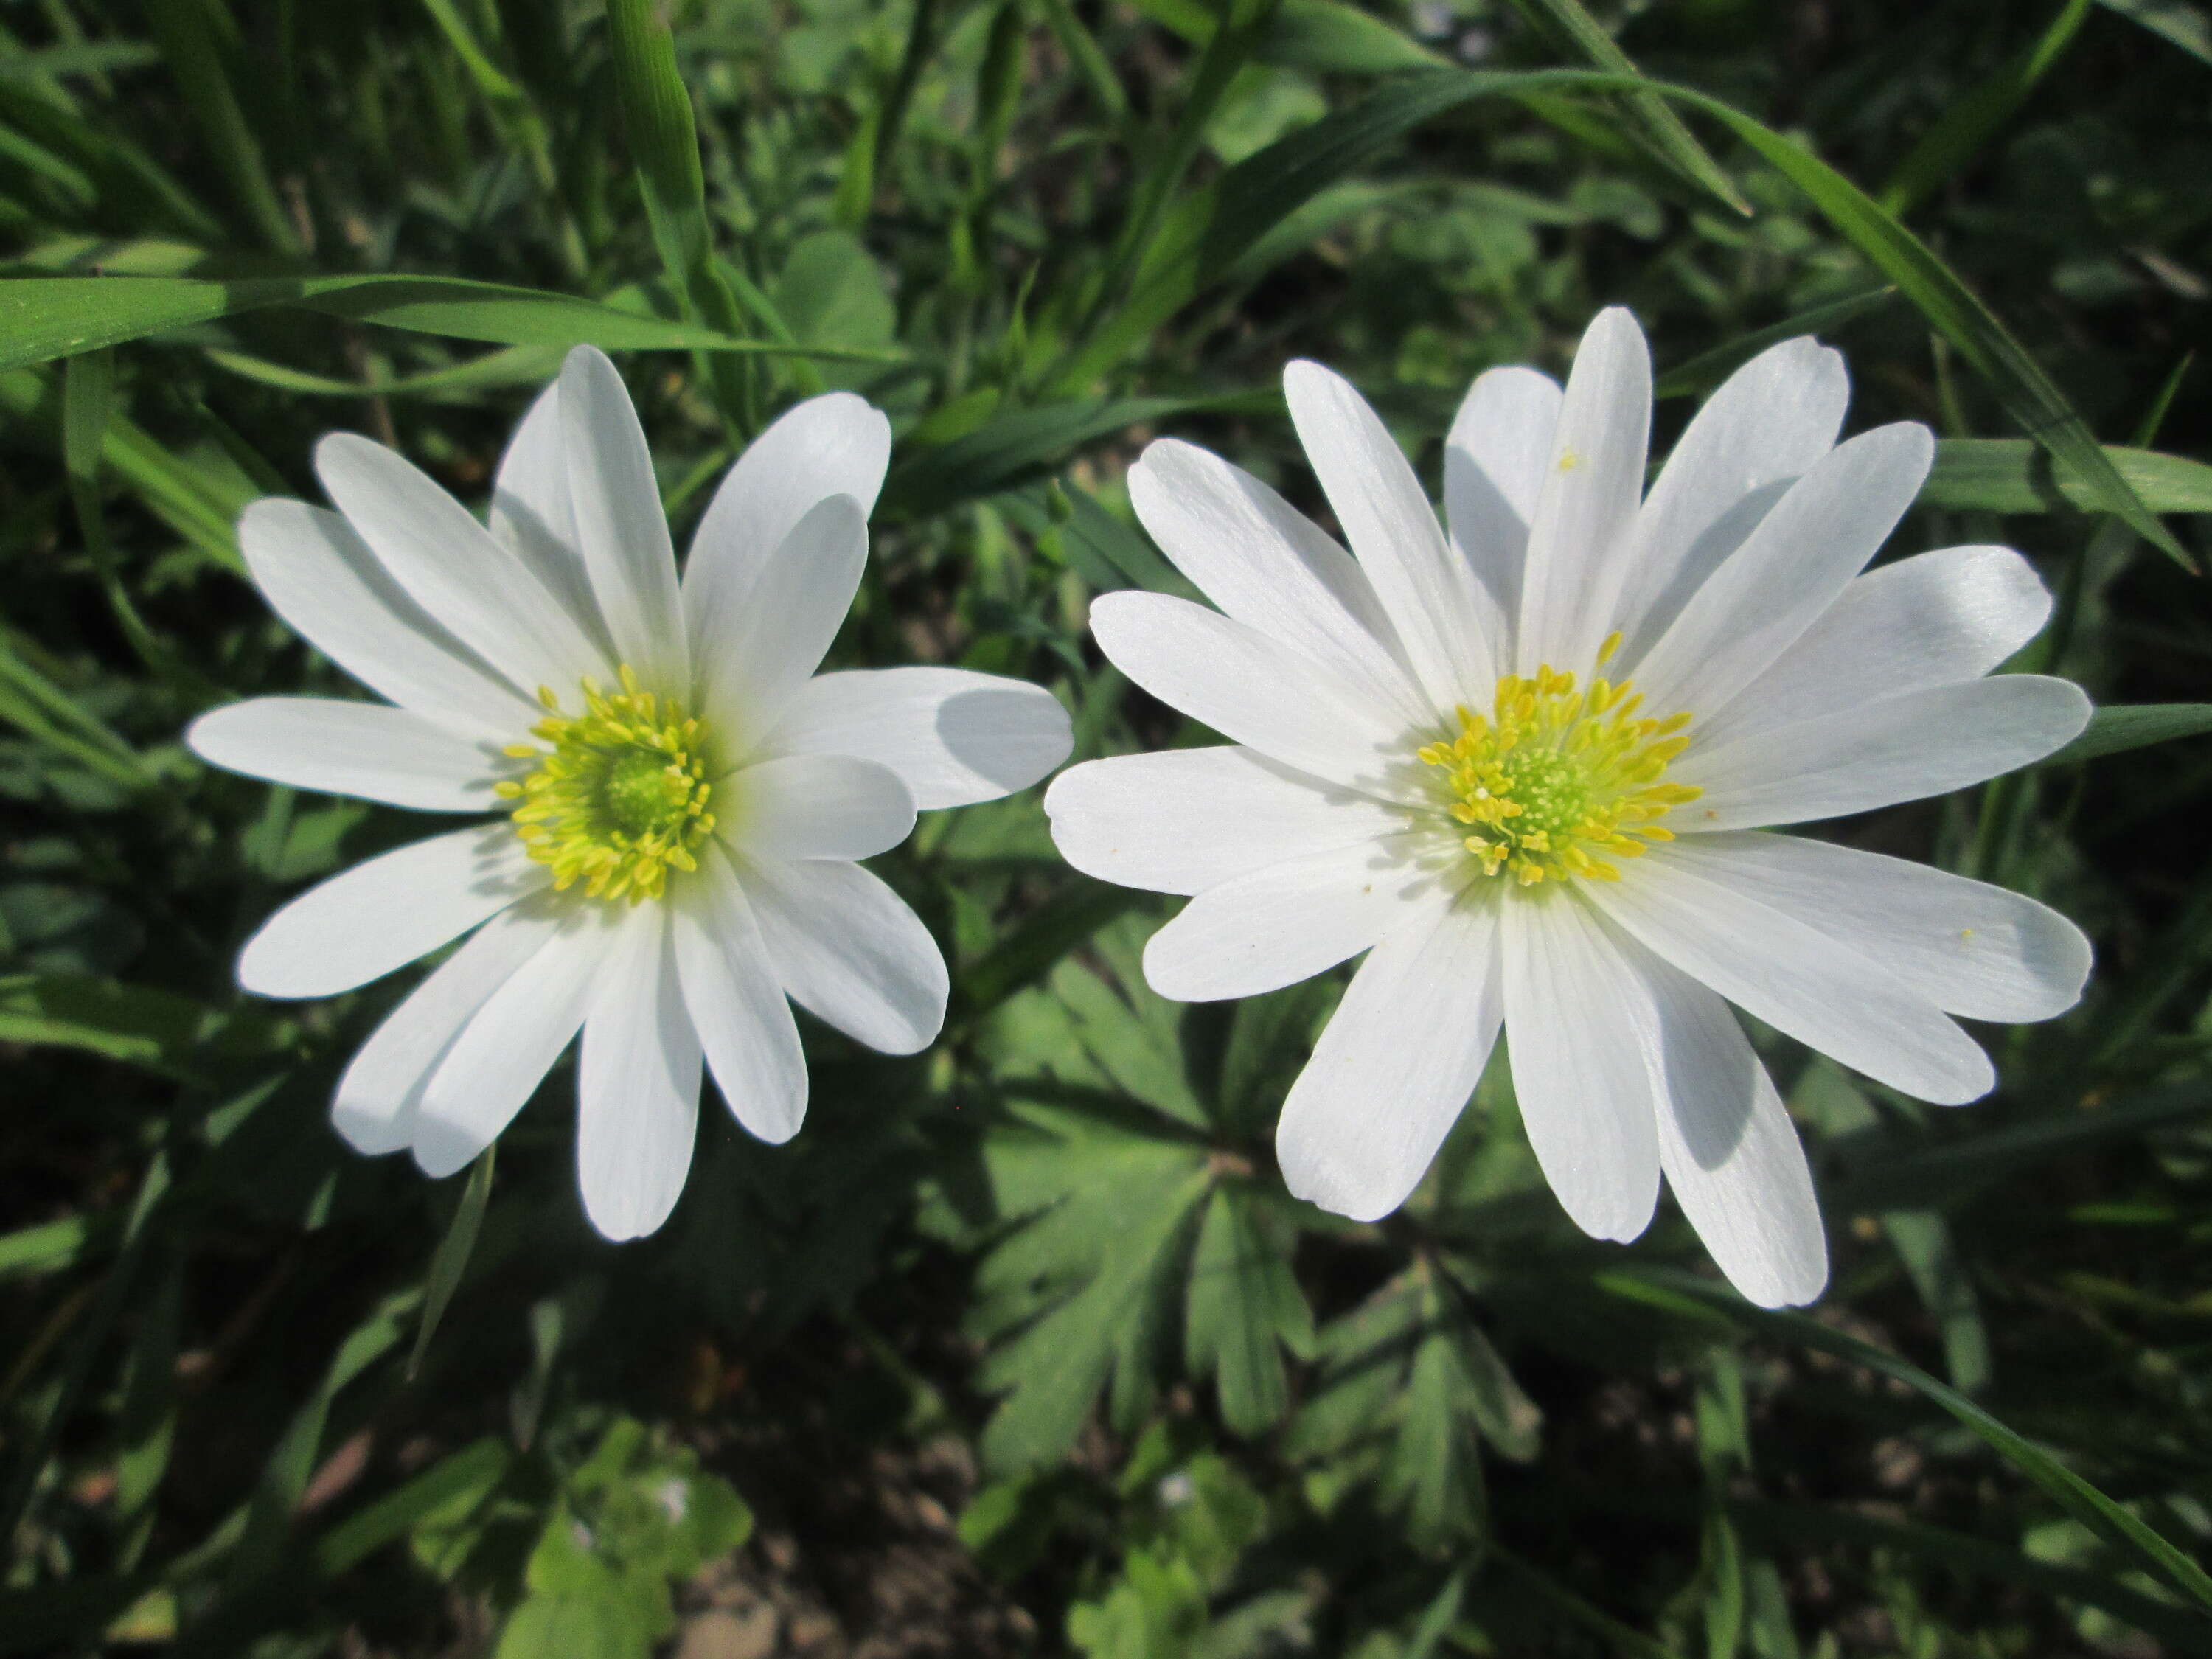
[1045,308,2092,1307]
[189,345,1071,1240]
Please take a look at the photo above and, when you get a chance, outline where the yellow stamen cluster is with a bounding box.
[1416,633,1701,886]
[496,665,717,904]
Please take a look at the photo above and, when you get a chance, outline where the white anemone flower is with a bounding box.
[189,345,1071,1240]
[1045,308,2092,1307]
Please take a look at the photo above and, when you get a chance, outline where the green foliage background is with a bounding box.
[6,0,2212,1653]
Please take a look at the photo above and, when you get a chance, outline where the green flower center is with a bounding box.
[1416,635,1703,886]
[495,665,717,904]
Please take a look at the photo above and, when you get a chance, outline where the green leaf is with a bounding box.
[1880,0,2096,215]
[0,1214,102,1281]
[408,1147,496,1381]
[1923,438,2212,514]
[1183,1186,1312,1436]
[975,1127,1210,1471]
[1261,1,1450,72]
[2039,703,2212,766]
[1610,1270,2212,1613]
[1046,948,1209,1130]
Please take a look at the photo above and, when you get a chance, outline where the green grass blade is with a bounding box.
[408,1147,495,1381]
[604,0,787,414]
[1654,286,1899,398]
[1881,0,2096,215]
[204,343,560,398]
[2097,0,2212,65]
[885,395,1219,517]
[1827,1080,2212,1214]
[1728,1499,2212,1655]
[1049,70,1515,391]
[2040,703,2212,765]
[1503,0,1752,215]
[1924,437,2212,513]
[142,0,300,255]
[0,274,896,369]
[1659,80,2193,566]
[1612,1270,2212,1613]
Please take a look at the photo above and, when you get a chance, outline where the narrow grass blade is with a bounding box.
[408,1147,495,1382]
[142,0,300,254]
[1924,437,2212,514]
[1661,81,2192,566]
[2098,0,2212,65]
[0,274,893,369]
[2041,703,2212,766]
[1655,287,1897,398]
[1609,1270,2212,1613]
[1503,0,1751,215]
[1881,0,2096,215]
[605,0,791,414]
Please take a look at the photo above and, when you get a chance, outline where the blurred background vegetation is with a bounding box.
[6,0,2212,1654]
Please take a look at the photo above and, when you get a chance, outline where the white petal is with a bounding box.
[1498,890,1662,1242]
[557,346,689,689]
[577,904,703,1241]
[315,433,611,698]
[1694,546,2052,750]
[188,698,507,810]
[1045,748,1412,896]
[1444,364,1562,665]
[1654,832,2089,1023]
[724,753,916,861]
[1088,591,1418,793]
[1142,833,1441,1002]
[1515,308,1652,674]
[694,494,867,756]
[739,853,947,1054]
[684,392,891,668]
[1622,939,1828,1307]
[1610,337,1849,664]
[1676,675,2091,831]
[1276,888,1501,1222]
[239,500,538,742]
[762,667,1071,810]
[237,822,545,998]
[1588,848,1994,1105]
[1284,360,1492,711]
[1127,439,1422,721]
[413,908,613,1178]
[1627,423,1933,717]
[331,899,562,1155]
[671,843,807,1144]
[487,379,615,658]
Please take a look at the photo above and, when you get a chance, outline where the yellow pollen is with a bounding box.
[1415,662,1701,886]
[494,664,717,904]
